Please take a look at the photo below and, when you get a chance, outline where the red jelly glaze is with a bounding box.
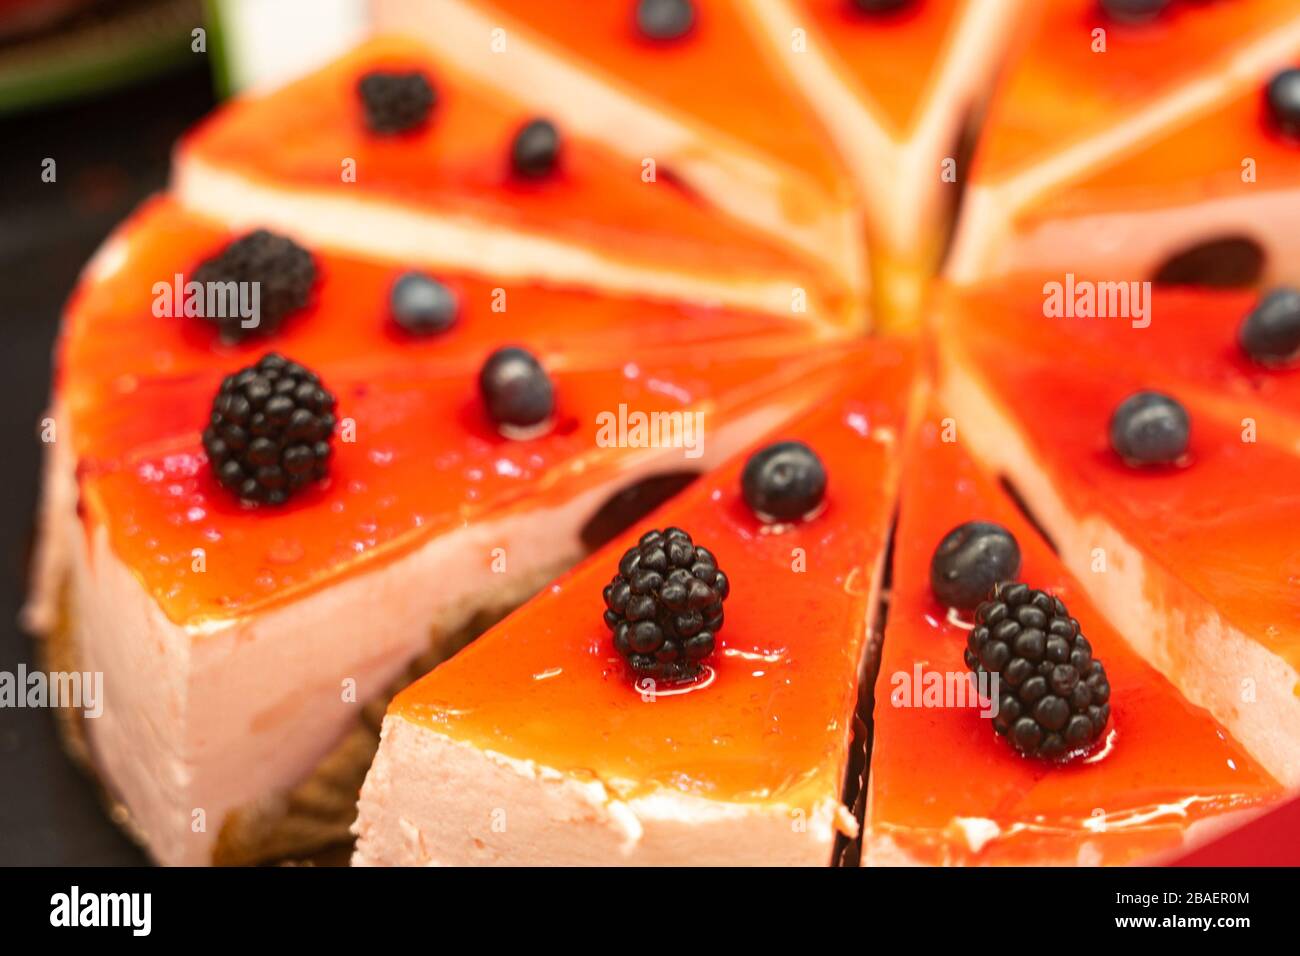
[476,0,849,195]
[58,197,823,419]
[181,37,834,293]
[867,407,1281,866]
[77,346,857,626]
[949,314,1300,663]
[973,0,1300,183]
[951,282,1300,447]
[389,342,916,806]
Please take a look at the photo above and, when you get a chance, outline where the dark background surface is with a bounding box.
[0,63,214,866]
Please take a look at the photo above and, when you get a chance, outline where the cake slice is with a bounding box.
[352,341,917,866]
[174,36,856,329]
[962,60,1300,286]
[948,0,1300,285]
[938,289,1300,787]
[373,0,867,314]
[743,0,1022,322]
[945,281,1300,453]
[866,403,1282,865]
[26,192,855,866]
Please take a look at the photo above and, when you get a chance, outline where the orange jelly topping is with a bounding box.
[867,408,1281,865]
[389,342,915,806]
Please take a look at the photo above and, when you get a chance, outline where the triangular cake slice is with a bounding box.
[949,0,1300,284]
[174,36,856,329]
[26,198,856,866]
[938,289,1300,786]
[743,0,1022,322]
[373,0,867,313]
[949,281,1300,453]
[866,402,1282,865]
[44,196,824,413]
[352,342,917,866]
[962,59,1300,286]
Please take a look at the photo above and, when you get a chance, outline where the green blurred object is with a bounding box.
[0,0,204,116]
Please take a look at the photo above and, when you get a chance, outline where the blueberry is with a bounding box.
[635,0,695,41]
[1109,391,1190,465]
[511,118,561,179]
[1239,287,1300,365]
[389,271,458,335]
[1266,68,1300,138]
[478,347,554,429]
[1099,0,1169,24]
[740,440,827,521]
[929,520,1021,610]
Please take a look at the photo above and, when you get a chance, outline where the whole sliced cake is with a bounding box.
[23,0,1300,868]
[352,342,917,865]
[866,403,1283,865]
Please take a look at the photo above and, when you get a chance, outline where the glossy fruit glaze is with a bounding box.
[181,37,830,293]
[63,197,847,627]
[1024,64,1300,222]
[946,308,1300,668]
[477,0,850,196]
[58,196,824,419]
[389,340,916,807]
[947,282,1300,450]
[973,0,1300,182]
[867,407,1281,865]
[794,0,968,137]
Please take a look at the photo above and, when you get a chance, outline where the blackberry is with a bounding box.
[603,527,729,681]
[740,440,826,521]
[930,520,1021,611]
[1266,68,1300,139]
[511,118,561,179]
[965,583,1111,760]
[203,353,337,506]
[636,0,695,41]
[1239,287,1300,366]
[191,230,316,343]
[1109,390,1190,466]
[357,70,436,134]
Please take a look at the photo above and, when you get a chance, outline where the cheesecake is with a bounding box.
[865,403,1282,865]
[966,64,1300,288]
[742,0,1022,322]
[25,187,853,865]
[948,0,1300,285]
[372,0,867,316]
[351,341,917,866]
[174,35,857,330]
[938,288,1300,787]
